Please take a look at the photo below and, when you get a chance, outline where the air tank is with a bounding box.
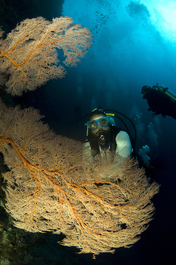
[157,85,176,103]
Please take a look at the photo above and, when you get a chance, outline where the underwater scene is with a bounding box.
[0,0,176,264]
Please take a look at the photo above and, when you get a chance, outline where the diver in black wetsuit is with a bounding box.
[141,83,176,119]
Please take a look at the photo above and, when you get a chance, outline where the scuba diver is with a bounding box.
[66,107,159,178]
[141,83,176,119]
[82,108,133,162]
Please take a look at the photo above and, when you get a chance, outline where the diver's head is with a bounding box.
[141,85,150,97]
[86,109,111,146]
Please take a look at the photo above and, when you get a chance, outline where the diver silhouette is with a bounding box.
[141,83,176,119]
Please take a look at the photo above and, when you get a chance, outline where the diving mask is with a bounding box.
[86,116,111,130]
[86,116,115,130]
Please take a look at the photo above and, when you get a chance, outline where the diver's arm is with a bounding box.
[82,141,94,164]
[115,131,133,158]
